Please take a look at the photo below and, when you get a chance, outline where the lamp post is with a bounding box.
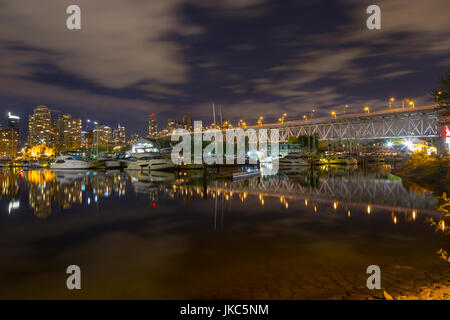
[344,104,349,114]
[401,98,411,111]
[311,108,316,118]
[331,111,336,119]
[303,115,308,121]
[257,116,263,126]
[388,97,394,110]
[364,106,370,114]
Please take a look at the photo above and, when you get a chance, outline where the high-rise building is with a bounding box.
[7,112,20,131]
[84,131,94,149]
[93,124,112,146]
[0,125,19,159]
[113,125,126,145]
[71,118,82,150]
[27,105,52,147]
[7,112,20,156]
[148,114,158,137]
[167,118,185,133]
[55,114,82,151]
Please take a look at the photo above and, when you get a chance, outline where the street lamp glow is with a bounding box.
[364,106,370,113]
[331,111,336,119]
[403,139,413,150]
[388,97,395,110]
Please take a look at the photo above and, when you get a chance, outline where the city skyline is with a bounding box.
[1,1,449,139]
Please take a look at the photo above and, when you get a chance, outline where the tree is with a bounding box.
[431,69,450,114]
[288,136,301,145]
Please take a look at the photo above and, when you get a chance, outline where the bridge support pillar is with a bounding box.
[436,136,448,155]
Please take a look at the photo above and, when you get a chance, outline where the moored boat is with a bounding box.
[50,155,90,170]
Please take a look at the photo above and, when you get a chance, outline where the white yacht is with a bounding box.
[279,153,310,167]
[126,153,175,171]
[50,155,90,170]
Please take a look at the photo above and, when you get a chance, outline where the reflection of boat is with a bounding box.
[50,155,90,170]
[54,171,86,184]
[22,160,44,168]
[279,153,310,167]
[127,170,175,182]
[127,153,175,171]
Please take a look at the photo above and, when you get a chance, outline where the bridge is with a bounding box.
[248,105,441,142]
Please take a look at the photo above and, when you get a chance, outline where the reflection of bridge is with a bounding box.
[250,106,441,142]
[207,174,440,214]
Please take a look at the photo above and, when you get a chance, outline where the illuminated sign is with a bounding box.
[8,112,20,120]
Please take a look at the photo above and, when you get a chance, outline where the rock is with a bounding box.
[383,290,394,300]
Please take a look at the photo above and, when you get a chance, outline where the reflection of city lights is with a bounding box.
[412,210,417,221]
[304,199,308,206]
[393,216,397,224]
[8,200,20,214]
[333,201,338,210]
[314,205,317,213]
[367,205,372,214]
[347,210,351,217]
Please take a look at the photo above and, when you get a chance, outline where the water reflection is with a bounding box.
[0,166,441,224]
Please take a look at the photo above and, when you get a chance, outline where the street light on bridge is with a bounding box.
[344,104,349,114]
[388,97,395,110]
[303,115,308,121]
[402,98,414,111]
[331,111,337,119]
[364,106,370,114]
[257,116,263,126]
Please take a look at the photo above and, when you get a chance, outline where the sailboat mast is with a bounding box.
[212,103,216,127]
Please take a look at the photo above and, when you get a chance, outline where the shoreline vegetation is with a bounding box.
[392,152,450,195]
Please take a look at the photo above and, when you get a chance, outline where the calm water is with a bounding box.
[0,166,448,299]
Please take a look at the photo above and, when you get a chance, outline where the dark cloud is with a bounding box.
[0,0,448,134]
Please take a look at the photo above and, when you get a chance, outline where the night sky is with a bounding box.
[1,0,449,138]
